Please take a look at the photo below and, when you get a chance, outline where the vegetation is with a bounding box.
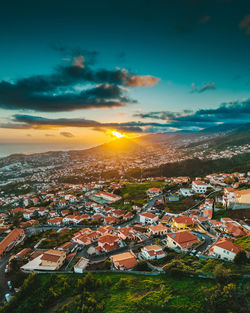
[126,153,250,179]
[234,235,250,251]
[1,272,249,313]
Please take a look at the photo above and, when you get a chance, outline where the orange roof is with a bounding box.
[174,215,194,225]
[167,231,199,248]
[235,189,250,196]
[149,224,168,232]
[0,228,24,255]
[213,238,242,254]
[141,212,157,219]
[111,251,137,269]
[98,234,119,245]
[193,181,207,186]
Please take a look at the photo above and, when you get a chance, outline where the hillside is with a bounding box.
[127,152,250,178]
[1,273,249,313]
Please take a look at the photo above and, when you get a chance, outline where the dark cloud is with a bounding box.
[60,132,75,138]
[2,99,249,133]
[132,99,250,129]
[0,51,159,112]
[191,82,216,93]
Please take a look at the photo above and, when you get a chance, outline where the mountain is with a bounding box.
[200,123,243,133]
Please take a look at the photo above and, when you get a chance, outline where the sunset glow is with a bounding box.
[111,131,125,138]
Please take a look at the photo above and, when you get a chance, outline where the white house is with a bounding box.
[141,245,165,260]
[139,212,158,225]
[209,238,242,261]
[192,181,208,194]
[74,257,89,273]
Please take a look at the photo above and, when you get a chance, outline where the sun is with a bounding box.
[111,130,125,138]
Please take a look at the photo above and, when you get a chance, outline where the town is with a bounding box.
[0,166,249,304]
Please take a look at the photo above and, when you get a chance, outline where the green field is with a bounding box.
[1,272,249,313]
[115,182,166,200]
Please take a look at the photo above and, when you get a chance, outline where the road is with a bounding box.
[0,254,10,304]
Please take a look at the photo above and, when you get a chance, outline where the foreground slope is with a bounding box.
[1,273,249,313]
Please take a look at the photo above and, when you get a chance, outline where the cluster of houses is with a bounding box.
[0,171,249,274]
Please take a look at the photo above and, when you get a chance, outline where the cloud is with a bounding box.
[2,98,249,133]
[125,75,160,87]
[60,132,75,138]
[191,82,216,93]
[72,55,85,68]
[239,15,250,35]
[133,99,250,127]
[0,51,159,112]
[45,134,55,137]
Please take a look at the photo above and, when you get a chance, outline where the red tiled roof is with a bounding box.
[167,231,199,248]
[212,238,242,254]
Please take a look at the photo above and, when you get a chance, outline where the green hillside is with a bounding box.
[1,273,249,313]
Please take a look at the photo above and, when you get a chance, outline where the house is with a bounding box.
[104,216,119,225]
[74,257,89,273]
[179,188,193,197]
[148,224,168,236]
[146,188,161,198]
[22,249,66,271]
[112,209,124,219]
[192,181,208,194]
[123,211,134,221]
[166,231,200,251]
[118,226,137,241]
[160,215,171,225]
[40,249,66,269]
[234,189,250,204]
[141,245,165,260]
[95,192,121,203]
[58,242,77,254]
[47,217,63,226]
[63,215,83,224]
[139,212,158,225]
[209,238,242,261]
[97,234,120,252]
[0,228,25,257]
[110,251,137,270]
[223,222,247,238]
[222,187,236,206]
[171,215,196,230]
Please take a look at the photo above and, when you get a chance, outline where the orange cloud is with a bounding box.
[126,75,160,87]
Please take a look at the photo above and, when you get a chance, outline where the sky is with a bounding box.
[0,0,250,155]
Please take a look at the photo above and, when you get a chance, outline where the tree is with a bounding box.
[134,260,148,271]
[234,250,248,265]
[213,264,231,284]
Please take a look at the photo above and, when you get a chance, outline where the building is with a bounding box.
[97,234,120,252]
[141,245,165,260]
[209,238,242,261]
[0,228,25,257]
[146,188,161,198]
[74,257,89,273]
[40,249,66,269]
[110,251,137,270]
[139,212,158,225]
[166,231,200,251]
[234,189,250,204]
[95,192,121,203]
[171,215,195,230]
[192,181,208,194]
[21,249,66,271]
[148,224,168,236]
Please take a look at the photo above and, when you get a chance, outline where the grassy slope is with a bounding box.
[1,272,249,313]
